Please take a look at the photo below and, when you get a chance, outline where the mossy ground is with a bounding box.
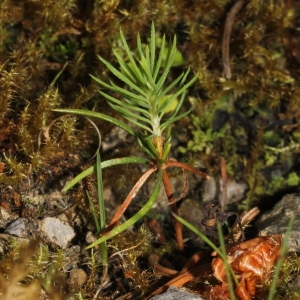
[0,0,300,299]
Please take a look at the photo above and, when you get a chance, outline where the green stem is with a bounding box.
[96,151,108,282]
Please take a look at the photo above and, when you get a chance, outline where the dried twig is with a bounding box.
[168,169,189,205]
[220,156,227,212]
[229,206,260,242]
[222,0,245,79]
[85,117,102,161]
[144,263,211,300]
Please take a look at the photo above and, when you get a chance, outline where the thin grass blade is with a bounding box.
[86,190,100,232]
[155,72,184,101]
[96,151,108,267]
[267,216,295,300]
[173,213,238,284]
[112,49,140,84]
[62,157,149,192]
[217,222,237,298]
[52,108,135,136]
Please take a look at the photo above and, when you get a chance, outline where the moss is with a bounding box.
[0,0,299,298]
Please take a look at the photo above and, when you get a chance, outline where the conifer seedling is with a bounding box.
[53,22,211,251]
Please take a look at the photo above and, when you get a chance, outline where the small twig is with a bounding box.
[240,207,260,226]
[85,117,102,161]
[144,263,212,300]
[38,115,102,161]
[166,160,211,181]
[168,169,189,205]
[222,0,245,79]
[162,170,184,251]
[220,156,227,213]
[37,116,64,150]
[229,206,260,242]
[110,236,146,259]
[148,219,167,243]
[148,254,180,277]
[104,167,157,234]
[149,251,205,277]
[180,251,204,273]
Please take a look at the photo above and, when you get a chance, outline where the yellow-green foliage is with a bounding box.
[273,252,300,299]
[0,240,66,300]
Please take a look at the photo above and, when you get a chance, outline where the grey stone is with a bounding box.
[202,177,247,204]
[102,126,129,153]
[149,286,204,300]
[40,217,75,249]
[5,218,28,237]
[256,193,300,252]
[178,199,206,247]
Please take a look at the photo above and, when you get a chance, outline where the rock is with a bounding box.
[102,126,129,153]
[5,218,28,237]
[178,199,206,247]
[149,286,204,300]
[256,193,300,252]
[86,231,97,244]
[226,179,248,204]
[202,177,218,202]
[40,217,75,249]
[202,177,247,205]
[69,268,88,287]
